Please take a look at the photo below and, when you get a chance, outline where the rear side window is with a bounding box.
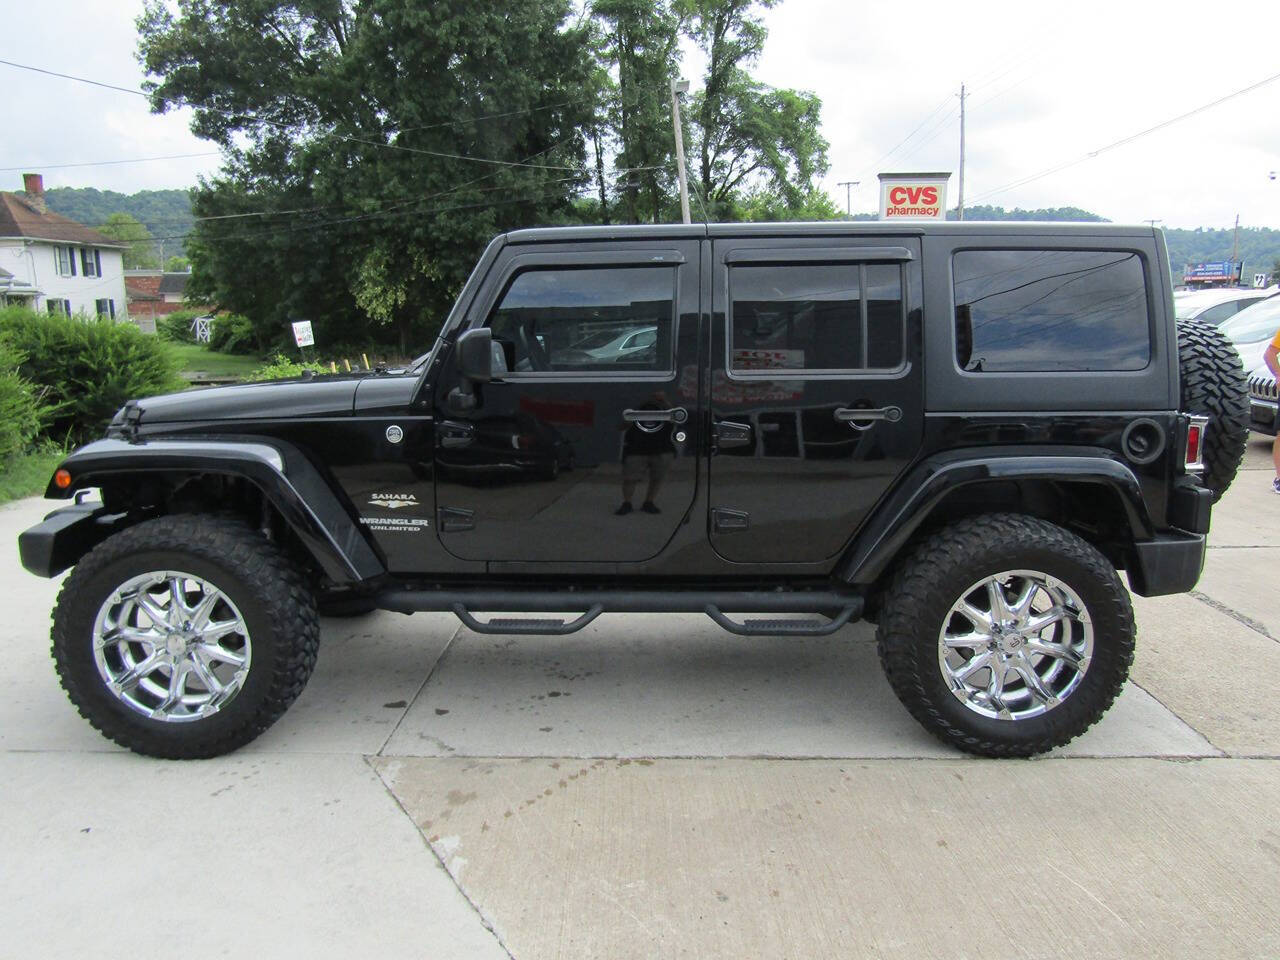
[953,250,1150,372]
[729,262,904,373]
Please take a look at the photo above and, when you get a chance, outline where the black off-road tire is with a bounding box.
[51,514,320,759]
[1177,318,1249,502]
[877,514,1134,758]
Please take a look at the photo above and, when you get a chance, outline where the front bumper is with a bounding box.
[18,502,126,578]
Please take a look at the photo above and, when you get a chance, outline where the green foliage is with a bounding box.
[165,256,191,272]
[683,0,828,218]
[1162,226,1280,282]
[947,204,1107,223]
[592,0,685,224]
[139,0,599,355]
[0,337,48,466]
[97,212,161,269]
[207,314,262,355]
[0,307,184,444]
[156,308,204,342]
[43,187,193,256]
[245,354,331,382]
[0,444,66,505]
[740,186,841,222]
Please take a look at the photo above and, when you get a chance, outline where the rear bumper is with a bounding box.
[1127,532,1206,597]
[18,502,125,578]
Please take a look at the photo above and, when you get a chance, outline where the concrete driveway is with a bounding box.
[3,437,1279,959]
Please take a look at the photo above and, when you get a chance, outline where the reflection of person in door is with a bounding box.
[616,391,675,515]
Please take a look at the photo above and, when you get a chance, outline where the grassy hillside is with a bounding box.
[43,187,193,255]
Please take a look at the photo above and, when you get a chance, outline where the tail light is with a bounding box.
[1184,415,1208,472]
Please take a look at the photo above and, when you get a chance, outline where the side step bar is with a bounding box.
[377,588,864,638]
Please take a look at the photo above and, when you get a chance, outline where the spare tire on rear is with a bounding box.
[1176,318,1249,502]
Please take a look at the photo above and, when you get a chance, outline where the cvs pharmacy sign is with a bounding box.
[878,172,951,221]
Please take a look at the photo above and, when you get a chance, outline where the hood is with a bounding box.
[125,374,366,425]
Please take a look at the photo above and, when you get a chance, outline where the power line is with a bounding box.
[0,58,584,173]
[970,68,1280,204]
[0,151,221,172]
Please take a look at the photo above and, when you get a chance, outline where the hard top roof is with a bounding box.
[503,220,1157,244]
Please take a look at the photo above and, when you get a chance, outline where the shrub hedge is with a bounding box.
[0,307,185,444]
[245,354,331,382]
[0,336,47,467]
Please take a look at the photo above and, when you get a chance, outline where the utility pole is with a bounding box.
[1230,213,1240,265]
[671,79,691,225]
[837,180,859,216]
[1143,219,1162,228]
[957,83,966,221]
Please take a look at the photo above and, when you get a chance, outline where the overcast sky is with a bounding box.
[2,0,1278,231]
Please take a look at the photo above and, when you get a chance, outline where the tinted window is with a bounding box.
[488,266,675,373]
[729,262,903,372]
[953,250,1150,372]
[1197,301,1239,325]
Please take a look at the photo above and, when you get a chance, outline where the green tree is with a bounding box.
[98,212,161,269]
[138,0,597,352]
[681,0,828,219]
[165,255,190,272]
[592,0,686,224]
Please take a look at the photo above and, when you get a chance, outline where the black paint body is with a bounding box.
[24,222,1208,599]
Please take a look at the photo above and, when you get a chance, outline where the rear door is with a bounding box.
[433,241,702,563]
[708,237,924,563]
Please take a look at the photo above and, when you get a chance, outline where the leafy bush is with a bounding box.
[0,307,185,444]
[245,354,331,382]
[156,309,205,343]
[0,337,48,467]
[208,313,261,354]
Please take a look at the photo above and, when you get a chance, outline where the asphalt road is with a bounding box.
[3,436,1278,959]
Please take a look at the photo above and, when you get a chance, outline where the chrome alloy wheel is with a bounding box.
[937,570,1093,721]
[92,571,252,723]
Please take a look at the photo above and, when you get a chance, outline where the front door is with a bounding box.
[433,241,702,563]
[708,237,924,564]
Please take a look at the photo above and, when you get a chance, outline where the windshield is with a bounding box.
[1221,297,1280,344]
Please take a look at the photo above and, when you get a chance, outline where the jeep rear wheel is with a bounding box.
[52,515,320,758]
[877,514,1134,757]
[1177,318,1249,502]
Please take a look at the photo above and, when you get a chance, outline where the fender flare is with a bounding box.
[835,450,1155,584]
[37,437,384,583]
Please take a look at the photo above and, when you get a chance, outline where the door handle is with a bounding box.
[834,406,903,430]
[623,407,688,424]
[438,420,476,448]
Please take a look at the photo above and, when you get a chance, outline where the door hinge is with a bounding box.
[714,420,752,450]
[712,507,750,533]
[437,506,476,533]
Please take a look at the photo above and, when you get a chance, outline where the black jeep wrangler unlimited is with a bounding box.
[18,222,1249,759]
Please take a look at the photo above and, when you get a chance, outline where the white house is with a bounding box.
[0,174,128,319]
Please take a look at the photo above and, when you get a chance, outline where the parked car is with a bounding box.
[18,222,1249,761]
[1220,295,1280,373]
[1174,286,1276,326]
[1246,361,1278,436]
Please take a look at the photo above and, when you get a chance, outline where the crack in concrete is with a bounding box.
[363,756,517,960]
[1189,591,1276,642]
[377,620,466,758]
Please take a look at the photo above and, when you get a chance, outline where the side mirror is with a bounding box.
[456,328,494,383]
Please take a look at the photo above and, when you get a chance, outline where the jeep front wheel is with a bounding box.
[52,515,320,759]
[877,514,1134,757]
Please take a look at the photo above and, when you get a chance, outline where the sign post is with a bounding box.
[291,320,315,362]
[878,172,952,221]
